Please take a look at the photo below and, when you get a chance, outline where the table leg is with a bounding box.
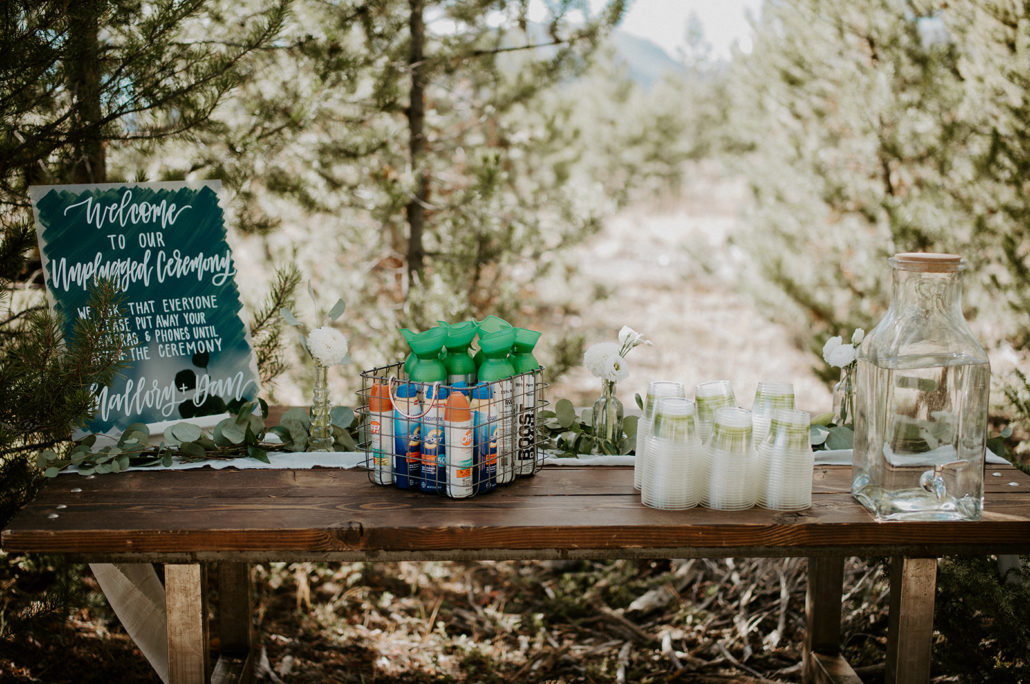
[165,563,210,684]
[210,563,255,684]
[218,563,253,654]
[804,556,861,684]
[886,556,937,683]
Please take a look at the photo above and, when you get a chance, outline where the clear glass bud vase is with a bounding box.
[592,381,624,452]
[309,361,333,452]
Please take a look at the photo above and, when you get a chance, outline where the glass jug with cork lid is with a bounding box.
[852,252,990,520]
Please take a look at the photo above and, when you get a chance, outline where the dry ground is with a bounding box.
[547,174,831,413]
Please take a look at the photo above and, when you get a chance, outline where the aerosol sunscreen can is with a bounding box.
[445,392,475,498]
[369,382,394,485]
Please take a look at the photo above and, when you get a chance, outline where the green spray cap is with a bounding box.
[476,315,512,336]
[476,329,516,382]
[474,316,513,367]
[440,320,478,351]
[511,328,542,374]
[407,327,447,383]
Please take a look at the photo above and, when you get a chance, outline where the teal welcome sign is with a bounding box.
[30,181,261,436]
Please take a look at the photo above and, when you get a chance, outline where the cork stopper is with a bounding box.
[890,253,964,273]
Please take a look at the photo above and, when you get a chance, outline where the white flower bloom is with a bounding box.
[584,342,620,377]
[307,326,349,366]
[826,343,857,369]
[603,354,630,383]
[851,328,865,345]
[618,325,642,348]
[822,336,842,365]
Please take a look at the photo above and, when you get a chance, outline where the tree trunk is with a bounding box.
[405,0,427,282]
[67,1,106,184]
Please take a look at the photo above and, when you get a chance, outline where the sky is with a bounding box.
[612,0,762,59]
[529,0,763,60]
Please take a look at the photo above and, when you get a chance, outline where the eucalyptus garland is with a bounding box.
[36,400,361,477]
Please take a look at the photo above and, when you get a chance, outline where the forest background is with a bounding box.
[1,0,1029,681]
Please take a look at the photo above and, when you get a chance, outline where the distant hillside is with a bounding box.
[608,30,686,87]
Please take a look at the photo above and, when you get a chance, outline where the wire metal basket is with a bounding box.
[356,362,549,498]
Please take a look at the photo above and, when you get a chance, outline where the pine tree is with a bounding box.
[0,0,291,525]
[729,0,1030,417]
[121,0,629,390]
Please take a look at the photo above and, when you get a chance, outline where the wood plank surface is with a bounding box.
[4,465,1030,562]
[886,557,938,683]
[165,564,209,684]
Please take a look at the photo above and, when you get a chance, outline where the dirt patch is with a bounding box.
[549,175,831,413]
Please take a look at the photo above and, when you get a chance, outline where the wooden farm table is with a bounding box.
[4,462,1030,684]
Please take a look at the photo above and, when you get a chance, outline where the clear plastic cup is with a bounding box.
[751,381,795,447]
[706,406,755,510]
[642,397,703,510]
[635,381,687,491]
[695,380,736,446]
[758,408,813,511]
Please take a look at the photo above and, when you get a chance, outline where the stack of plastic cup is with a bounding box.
[634,381,687,491]
[641,397,704,510]
[757,408,814,511]
[751,381,795,446]
[750,381,795,500]
[695,380,736,445]
[705,406,756,510]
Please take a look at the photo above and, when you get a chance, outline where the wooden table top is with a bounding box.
[4,464,1030,563]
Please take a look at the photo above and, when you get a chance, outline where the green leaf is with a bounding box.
[161,453,174,468]
[123,423,150,439]
[179,441,208,460]
[281,306,301,326]
[558,430,579,449]
[328,298,346,321]
[94,463,110,474]
[337,429,357,451]
[581,408,593,427]
[220,421,246,445]
[282,407,310,429]
[810,424,830,447]
[36,450,55,468]
[70,451,86,466]
[538,410,556,420]
[623,415,639,441]
[826,425,854,450]
[618,437,633,454]
[555,399,576,428]
[245,414,265,440]
[44,466,60,478]
[116,455,130,471]
[635,393,644,410]
[331,406,355,429]
[1001,425,1014,439]
[812,412,835,427]
[170,422,204,443]
[247,446,270,463]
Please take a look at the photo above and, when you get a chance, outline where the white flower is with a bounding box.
[826,343,857,369]
[851,328,865,345]
[307,326,349,366]
[584,342,620,377]
[618,325,642,348]
[822,336,842,364]
[602,354,630,383]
